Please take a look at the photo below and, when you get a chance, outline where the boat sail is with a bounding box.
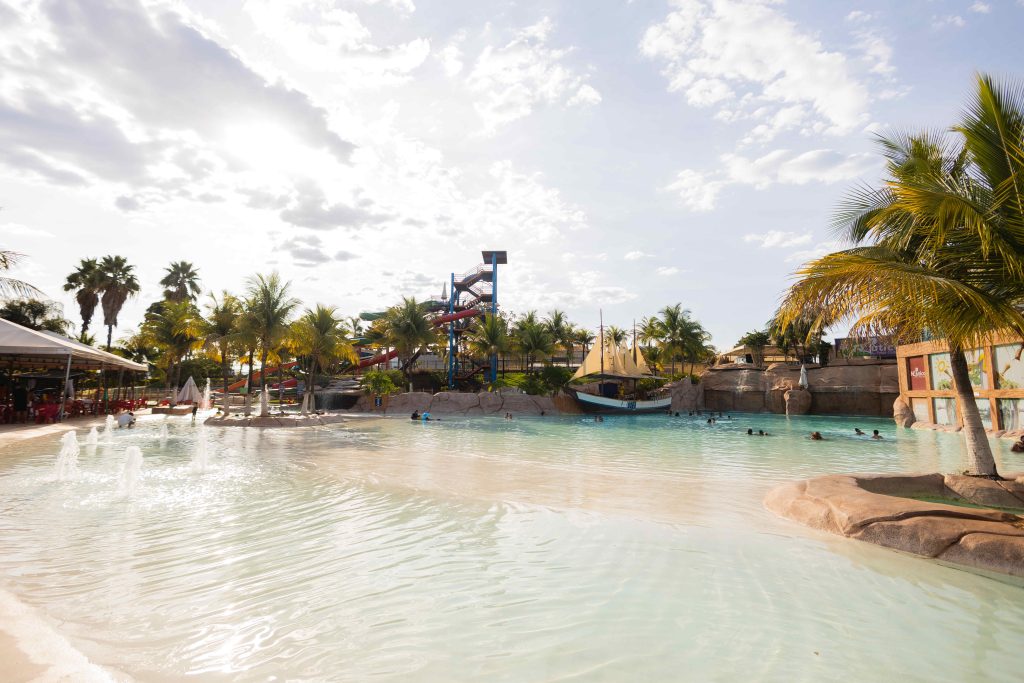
[567,317,671,414]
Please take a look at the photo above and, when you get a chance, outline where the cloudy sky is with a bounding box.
[0,0,1019,348]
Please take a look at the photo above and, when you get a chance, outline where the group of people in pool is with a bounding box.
[807,429,883,441]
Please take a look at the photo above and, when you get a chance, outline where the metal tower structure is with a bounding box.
[447,250,507,388]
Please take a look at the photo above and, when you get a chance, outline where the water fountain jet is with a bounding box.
[116,446,143,498]
[202,379,211,411]
[85,427,99,446]
[102,414,115,441]
[53,431,80,481]
[191,426,210,473]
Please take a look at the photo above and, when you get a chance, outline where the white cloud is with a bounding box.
[786,240,844,262]
[568,84,602,107]
[467,18,600,133]
[245,0,430,86]
[668,148,879,210]
[439,38,464,77]
[655,266,679,276]
[641,0,873,141]
[845,11,874,23]
[969,2,991,14]
[664,169,726,212]
[743,231,811,248]
[932,15,966,29]
[0,222,53,238]
[624,250,652,261]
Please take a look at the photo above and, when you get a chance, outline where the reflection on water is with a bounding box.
[0,413,1022,682]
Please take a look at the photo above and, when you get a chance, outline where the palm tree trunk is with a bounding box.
[167,358,176,406]
[106,324,113,352]
[949,347,999,477]
[221,354,230,413]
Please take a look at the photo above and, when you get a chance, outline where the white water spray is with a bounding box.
[202,378,211,410]
[259,390,269,417]
[190,425,210,473]
[85,427,99,446]
[116,446,144,498]
[158,419,169,443]
[53,432,80,481]
[102,414,115,441]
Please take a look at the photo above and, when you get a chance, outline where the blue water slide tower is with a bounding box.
[447,250,507,388]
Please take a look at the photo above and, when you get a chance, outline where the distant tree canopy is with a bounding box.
[0,298,71,334]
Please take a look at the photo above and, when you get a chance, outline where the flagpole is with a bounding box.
[599,309,604,377]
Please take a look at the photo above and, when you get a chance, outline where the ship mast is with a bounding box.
[599,309,604,377]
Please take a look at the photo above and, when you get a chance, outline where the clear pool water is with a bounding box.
[1,413,1022,682]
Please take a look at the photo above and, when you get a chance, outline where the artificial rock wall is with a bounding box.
[702,361,898,416]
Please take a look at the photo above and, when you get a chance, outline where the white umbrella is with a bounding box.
[177,376,203,404]
[799,364,809,389]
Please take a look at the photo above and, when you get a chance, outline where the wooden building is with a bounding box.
[896,334,1024,430]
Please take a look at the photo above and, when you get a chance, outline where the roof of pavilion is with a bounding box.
[0,318,147,372]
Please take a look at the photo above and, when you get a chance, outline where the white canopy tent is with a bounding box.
[0,318,147,419]
[177,376,202,404]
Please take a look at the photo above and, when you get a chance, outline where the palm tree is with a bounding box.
[465,314,511,384]
[0,298,71,333]
[738,329,772,367]
[0,249,42,299]
[544,309,570,365]
[776,74,1024,478]
[160,261,201,302]
[517,323,554,374]
[141,299,200,400]
[290,305,357,410]
[63,258,104,334]
[245,272,299,415]
[383,297,437,380]
[574,327,595,359]
[200,291,242,408]
[605,325,628,347]
[98,255,140,351]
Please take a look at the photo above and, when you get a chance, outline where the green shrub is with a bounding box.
[363,370,398,396]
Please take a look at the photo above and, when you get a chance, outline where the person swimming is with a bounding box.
[747,428,753,435]
[871,429,883,440]
[855,428,865,436]
[411,411,420,420]
[811,431,824,440]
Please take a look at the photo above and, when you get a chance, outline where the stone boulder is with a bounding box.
[429,392,481,414]
[784,388,811,416]
[765,472,1024,578]
[893,397,916,428]
[501,392,545,415]
[478,392,504,415]
[384,392,433,415]
[670,380,704,412]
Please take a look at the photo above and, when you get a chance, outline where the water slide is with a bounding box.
[354,308,483,369]
[225,361,300,393]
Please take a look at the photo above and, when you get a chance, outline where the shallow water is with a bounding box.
[1,413,1022,682]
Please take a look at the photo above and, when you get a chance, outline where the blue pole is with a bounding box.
[447,272,456,389]
[490,252,498,384]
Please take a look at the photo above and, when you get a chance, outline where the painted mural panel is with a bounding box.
[907,356,927,391]
[911,398,929,423]
[965,348,989,389]
[994,344,1024,390]
[929,353,952,390]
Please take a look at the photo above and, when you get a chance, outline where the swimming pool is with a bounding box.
[1,413,1022,681]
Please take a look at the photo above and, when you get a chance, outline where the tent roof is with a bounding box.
[0,318,147,371]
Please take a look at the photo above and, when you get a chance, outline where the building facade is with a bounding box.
[896,334,1024,430]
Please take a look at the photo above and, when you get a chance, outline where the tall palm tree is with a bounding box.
[0,249,42,300]
[465,314,511,384]
[383,297,437,380]
[200,291,242,408]
[574,327,595,359]
[544,309,570,365]
[245,272,299,415]
[160,261,201,302]
[777,74,1024,478]
[141,299,200,400]
[290,305,357,410]
[517,323,554,374]
[98,255,140,351]
[63,258,104,334]
[605,325,628,347]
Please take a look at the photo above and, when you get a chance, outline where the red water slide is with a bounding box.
[354,308,483,369]
[225,361,300,393]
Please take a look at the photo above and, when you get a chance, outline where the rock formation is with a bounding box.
[783,388,811,416]
[892,397,916,428]
[765,472,1024,578]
